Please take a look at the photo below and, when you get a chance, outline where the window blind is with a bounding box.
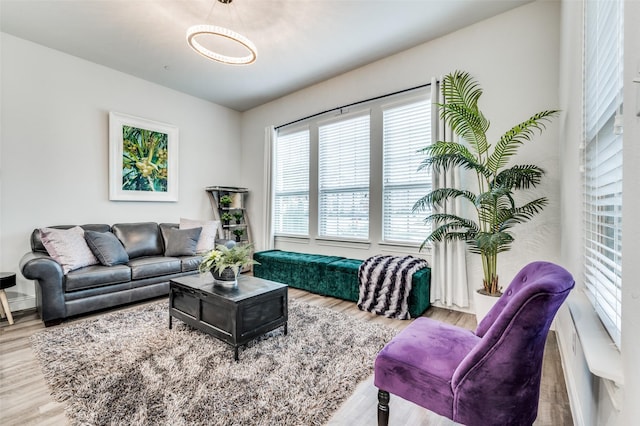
[583,0,623,348]
[274,129,310,236]
[382,98,432,243]
[318,114,370,239]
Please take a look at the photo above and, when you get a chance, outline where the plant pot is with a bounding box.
[473,289,500,324]
[235,235,242,242]
[211,267,238,287]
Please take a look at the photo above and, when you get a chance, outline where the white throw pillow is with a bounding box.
[179,218,220,253]
[40,226,99,274]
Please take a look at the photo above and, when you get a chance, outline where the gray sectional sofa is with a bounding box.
[19,222,222,326]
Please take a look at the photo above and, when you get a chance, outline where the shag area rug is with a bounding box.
[31,299,396,425]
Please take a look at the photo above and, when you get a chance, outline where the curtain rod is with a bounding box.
[274,82,432,130]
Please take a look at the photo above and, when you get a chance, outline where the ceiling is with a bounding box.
[0,0,533,112]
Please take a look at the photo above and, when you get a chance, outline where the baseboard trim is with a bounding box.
[556,308,585,426]
[7,295,37,313]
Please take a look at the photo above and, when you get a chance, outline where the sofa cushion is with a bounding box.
[65,264,132,292]
[84,230,129,266]
[112,222,163,258]
[164,227,202,257]
[40,226,99,274]
[127,256,181,280]
[31,224,111,253]
[179,217,220,253]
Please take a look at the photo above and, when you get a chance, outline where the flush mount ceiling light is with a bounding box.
[186,0,257,66]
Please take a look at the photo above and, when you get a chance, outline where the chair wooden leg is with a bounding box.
[0,290,13,325]
[377,389,390,426]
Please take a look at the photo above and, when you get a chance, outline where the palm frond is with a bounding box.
[511,198,549,222]
[419,218,479,250]
[440,71,491,156]
[413,188,477,212]
[421,154,491,179]
[486,110,559,173]
[441,70,483,110]
[494,165,545,190]
[472,231,515,254]
[418,141,474,160]
[440,103,490,156]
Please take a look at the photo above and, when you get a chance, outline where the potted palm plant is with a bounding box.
[414,70,557,304]
[198,243,257,285]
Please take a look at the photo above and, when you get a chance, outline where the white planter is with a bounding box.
[473,289,500,324]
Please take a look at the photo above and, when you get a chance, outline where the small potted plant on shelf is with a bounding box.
[198,243,257,285]
[232,211,243,224]
[221,212,233,225]
[232,228,244,242]
[219,194,233,207]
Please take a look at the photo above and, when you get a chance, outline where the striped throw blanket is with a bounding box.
[357,255,429,320]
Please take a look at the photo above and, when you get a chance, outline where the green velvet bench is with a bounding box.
[253,250,431,317]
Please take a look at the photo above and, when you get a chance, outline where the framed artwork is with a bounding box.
[109,112,178,202]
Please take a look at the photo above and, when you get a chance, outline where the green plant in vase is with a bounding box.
[219,195,233,207]
[221,212,233,225]
[198,243,258,281]
[413,70,558,296]
[232,228,244,242]
[232,211,243,224]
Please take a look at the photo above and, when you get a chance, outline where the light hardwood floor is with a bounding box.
[0,288,573,425]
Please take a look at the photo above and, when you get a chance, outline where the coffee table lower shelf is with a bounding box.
[169,274,288,361]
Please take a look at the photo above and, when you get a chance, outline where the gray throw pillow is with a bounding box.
[84,230,130,266]
[164,227,202,257]
[40,226,99,273]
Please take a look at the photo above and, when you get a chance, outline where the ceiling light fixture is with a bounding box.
[186,0,257,66]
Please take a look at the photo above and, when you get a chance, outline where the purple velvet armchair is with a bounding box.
[374,261,574,426]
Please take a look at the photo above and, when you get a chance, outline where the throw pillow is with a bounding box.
[39,226,99,274]
[164,227,202,257]
[179,218,220,253]
[84,230,130,266]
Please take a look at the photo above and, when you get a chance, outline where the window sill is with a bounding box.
[315,237,371,250]
[567,289,624,385]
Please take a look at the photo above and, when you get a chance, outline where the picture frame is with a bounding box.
[109,111,179,202]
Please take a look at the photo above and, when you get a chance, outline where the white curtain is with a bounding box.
[429,76,469,308]
[261,125,276,251]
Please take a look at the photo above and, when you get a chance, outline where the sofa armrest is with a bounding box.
[19,252,66,323]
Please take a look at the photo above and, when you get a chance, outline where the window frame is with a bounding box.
[582,0,624,349]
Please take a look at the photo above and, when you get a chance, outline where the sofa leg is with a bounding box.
[378,389,390,426]
[44,319,62,327]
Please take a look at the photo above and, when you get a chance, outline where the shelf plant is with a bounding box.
[232,211,243,224]
[219,195,233,207]
[232,228,244,242]
[413,70,558,296]
[221,212,233,225]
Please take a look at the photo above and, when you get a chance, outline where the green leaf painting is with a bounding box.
[121,125,168,192]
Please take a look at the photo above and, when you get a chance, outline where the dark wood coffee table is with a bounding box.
[169,274,288,361]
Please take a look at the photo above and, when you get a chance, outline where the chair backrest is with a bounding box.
[450,261,574,426]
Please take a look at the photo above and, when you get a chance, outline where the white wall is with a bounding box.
[556,0,640,424]
[0,33,242,311]
[240,0,562,310]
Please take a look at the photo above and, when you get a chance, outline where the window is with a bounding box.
[583,0,623,348]
[318,114,370,239]
[382,98,432,243]
[273,129,310,236]
[272,86,431,246]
